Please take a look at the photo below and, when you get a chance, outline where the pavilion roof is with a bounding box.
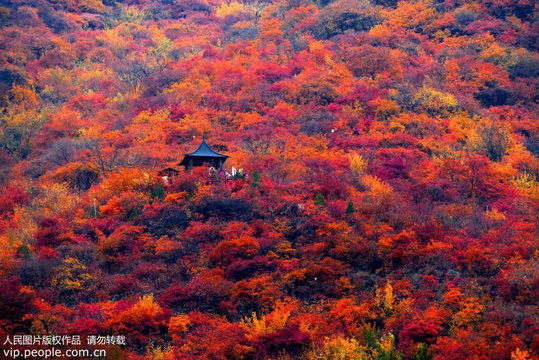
[185,136,228,158]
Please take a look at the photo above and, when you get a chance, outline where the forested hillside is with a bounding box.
[0,0,538,358]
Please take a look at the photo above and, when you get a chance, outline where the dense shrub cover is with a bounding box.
[0,0,538,358]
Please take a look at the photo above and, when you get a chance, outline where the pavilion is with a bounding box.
[179,135,228,171]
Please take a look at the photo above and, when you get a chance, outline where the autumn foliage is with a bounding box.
[0,0,538,358]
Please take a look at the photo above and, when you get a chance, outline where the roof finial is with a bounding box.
[202,134,206,141]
